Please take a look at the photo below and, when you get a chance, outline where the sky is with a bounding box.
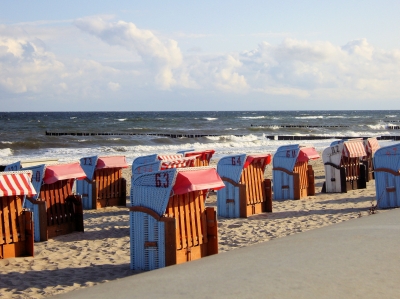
[1,0,400,111]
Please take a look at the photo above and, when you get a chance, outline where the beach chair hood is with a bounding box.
[96,156,128,170]
[0,171,37,197]
[343,140,367,158]
[43,162,86,184]
[172,168,225,195]
[297,147,320,162]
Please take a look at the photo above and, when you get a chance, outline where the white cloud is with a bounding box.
[108,81,120,91]
[74,16,183,89]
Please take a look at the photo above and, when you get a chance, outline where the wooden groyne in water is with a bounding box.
[45,131,400,141]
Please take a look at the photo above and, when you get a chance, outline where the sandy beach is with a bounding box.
[0,158,384,299]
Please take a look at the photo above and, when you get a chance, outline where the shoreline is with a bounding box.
[0,158,384,298]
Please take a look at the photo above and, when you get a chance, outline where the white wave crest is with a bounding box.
[1,141,13,144]
[295,116,324,119]
[0,148,13,157]
[239,116,265,119]
[203,117,217,121]
[117,118,127,121]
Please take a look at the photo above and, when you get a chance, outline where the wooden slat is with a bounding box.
[9,196,19,243]
[193,191,203,245]
[16,196,25,241]
[188,192,198,246]
[0,198,4,245]
[178,194,187,249]
[184,193,192,248]
[3,197,12,244]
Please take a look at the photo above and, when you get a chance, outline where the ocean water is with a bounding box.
[0,110,399,165]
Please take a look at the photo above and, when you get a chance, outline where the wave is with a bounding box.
[239,116,265,119]
[385,115,397,118]
[116,118,127,121]
[203,117,217,121]
[70,117,78,119]
[0,148,13,157]
[1,141,13,144]
[295,116,324,119]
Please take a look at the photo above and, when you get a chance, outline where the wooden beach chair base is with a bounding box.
[1,196,34,259]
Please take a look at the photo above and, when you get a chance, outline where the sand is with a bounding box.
[0,159,384,298]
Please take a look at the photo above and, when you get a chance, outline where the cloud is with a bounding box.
[1,18,400,110]
[74,16,183,89]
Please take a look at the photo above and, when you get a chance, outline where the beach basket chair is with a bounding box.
[273,145,320,200]
[322,139,367,193]
[132,154,159,171]
[23,162,86,241]
[363,137,380,181]
[130,167,224,271]
[177,149,216,167]
[76,155,128,209]
[0,170,36,259]
[1,161,22,172]
[216,153,272,218]
[373,143,400,208]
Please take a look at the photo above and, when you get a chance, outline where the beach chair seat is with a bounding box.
[217,154,272,218]
[273,145,319,200]
[77,156,128,209]
[130,167,224,271]
[0,171,36,259]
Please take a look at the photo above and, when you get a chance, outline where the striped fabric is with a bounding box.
[365,138,380,154]
[0,171,36,197]
[343,140,367,158]
[161,157,196,169]
[158,154,183,161]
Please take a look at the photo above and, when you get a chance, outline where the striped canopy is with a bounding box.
[158,154,184,161]
[0,172,37,197]
[161,157,196,170]
[343,140,367,158]
[365,138,380,154]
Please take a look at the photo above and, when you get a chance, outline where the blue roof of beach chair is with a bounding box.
[132,154,158,169]
[373,143,400,172]
[273,144,301,171]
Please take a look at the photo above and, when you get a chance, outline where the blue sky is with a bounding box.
[1,1,399,111]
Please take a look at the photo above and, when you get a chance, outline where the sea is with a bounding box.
[1,110,399,166]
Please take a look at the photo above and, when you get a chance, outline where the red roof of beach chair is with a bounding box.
[343,140,367,158]
[172,168,225,195]
[297,147,320,162]
[96,156,128,169]
[0,172,37,197]
[244,153,272,170]
[43,162,86,184]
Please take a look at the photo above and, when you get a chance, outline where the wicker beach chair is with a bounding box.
[273,144,319,200]
[0,170,36,259]
[217,153,272,218]
[76,155,128,209]
[322,139,367,193]
[373,143,400,208]
[23,162,86,241]
[363,137,380,181]
[129,167,224,271]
